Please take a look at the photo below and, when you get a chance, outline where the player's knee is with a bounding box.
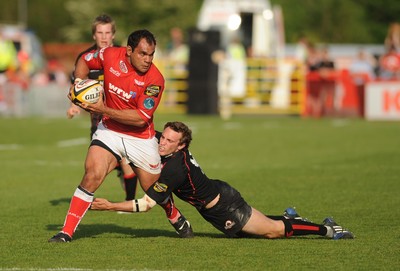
[265,221,285,239]
[81,170,105,191]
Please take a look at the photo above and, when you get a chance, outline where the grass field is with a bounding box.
[0,114,399,271]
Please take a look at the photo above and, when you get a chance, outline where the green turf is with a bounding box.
[0,114,399,270]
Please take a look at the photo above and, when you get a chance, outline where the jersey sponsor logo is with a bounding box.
[108,82,132,101]
[109,67,121,77]
[145,85,160,97]
[143,97,155,109]
[129,91,137,98]
[153,182,168,193]
[224,220,236,230]
[119,60,128,73]
[149,162,160,169]
[134,79,145,86]
[84,53,93,61]
[68,211,83,220]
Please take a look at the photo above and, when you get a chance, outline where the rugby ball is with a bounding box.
[71,79,103,105]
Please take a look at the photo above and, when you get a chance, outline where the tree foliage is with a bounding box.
[60,0,204,48]
[1,0,399,47]
[271,0,394,44]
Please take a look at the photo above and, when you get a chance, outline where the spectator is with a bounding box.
[379,45,400,80]
[384,22,400,53]
[0,30,18,115]
[349,49,376,117]
[164,27,189,106]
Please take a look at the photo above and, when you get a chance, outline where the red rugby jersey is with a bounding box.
[82,47,164,138]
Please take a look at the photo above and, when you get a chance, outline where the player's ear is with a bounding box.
[177,143,186,151]
[126,46,133,56]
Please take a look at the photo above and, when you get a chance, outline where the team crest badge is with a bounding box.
[224,220,236,230]
[119,60,128,73]
[153,182,168,193]
[99,48,106,61]
[84,53,93,61]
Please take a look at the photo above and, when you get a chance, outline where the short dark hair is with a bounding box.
[92,14,116,35]
[164,121,192,149]
[127,29,156,50]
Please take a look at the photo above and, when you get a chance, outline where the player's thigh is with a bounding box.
[123,136,161,175]
[242,208,285,238]
[120,157,134,175]
[85,145,118,172]
[134,167,159,191]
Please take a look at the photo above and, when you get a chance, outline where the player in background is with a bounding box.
[49,30,193,242]
[66,14,138,201]
[91,121,354,240]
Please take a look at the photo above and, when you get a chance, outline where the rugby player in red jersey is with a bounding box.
[49,30,192,242]
[66,14,139,202]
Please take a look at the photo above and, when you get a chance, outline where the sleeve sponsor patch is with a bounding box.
[153,182,168,193]
[145,85,161,97]
[143,97,155,109]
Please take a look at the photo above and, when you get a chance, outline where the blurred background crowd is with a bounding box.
[0,0,399,120]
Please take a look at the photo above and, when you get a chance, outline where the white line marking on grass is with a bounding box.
[0,269,92,271]
[0,144,22,151]
[57,138,89,148]
[0,268,166,271]
[223,122,242,130]
[34,160,82,166]
[331,119,350,127]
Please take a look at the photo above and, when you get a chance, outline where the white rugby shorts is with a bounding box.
[92,122,161,174]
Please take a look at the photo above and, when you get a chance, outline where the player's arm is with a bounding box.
[82,98,148,127]
[84,83,164,126]
[91,177,175,213]
[67,57,90,105]
[91,194,157,212]
[66,103,81,119]
[100,104,148,126]
[74,56,90,80]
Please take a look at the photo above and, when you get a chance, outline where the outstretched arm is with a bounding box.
[91,194,157,212]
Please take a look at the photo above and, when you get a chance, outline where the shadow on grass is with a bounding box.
[45,223,330,241]
[49,197,71,206]
[46,197,225,240]
[46,223,224,240]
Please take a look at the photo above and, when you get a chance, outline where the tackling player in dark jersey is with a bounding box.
[91,121,354,240]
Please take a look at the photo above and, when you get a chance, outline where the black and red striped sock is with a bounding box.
[282,219,327,237]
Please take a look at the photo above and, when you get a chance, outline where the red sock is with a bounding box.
[61,186,93,237]
[159,195,179,223]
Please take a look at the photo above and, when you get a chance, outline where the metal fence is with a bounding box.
[0,57,305,118]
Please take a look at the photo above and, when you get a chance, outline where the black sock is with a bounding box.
[124,174,138,201]
[282,219,327,237]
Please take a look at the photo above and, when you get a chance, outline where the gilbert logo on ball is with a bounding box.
[71,79,103,104]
